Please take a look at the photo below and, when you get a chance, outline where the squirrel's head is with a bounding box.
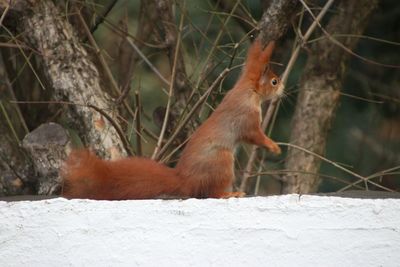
[242,39,284,100]
[257,65,284,100]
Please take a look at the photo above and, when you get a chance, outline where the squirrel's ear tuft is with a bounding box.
[242,39,276,83]
[244,39,262,68]
[259,41,275,66]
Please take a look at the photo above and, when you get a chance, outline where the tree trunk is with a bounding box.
[18,0,127,159]
[282,0,379,194]
[258,0,299,43]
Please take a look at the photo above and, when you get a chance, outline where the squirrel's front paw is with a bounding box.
[267,142,281,155]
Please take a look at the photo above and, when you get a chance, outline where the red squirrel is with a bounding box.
[62,39,283,200]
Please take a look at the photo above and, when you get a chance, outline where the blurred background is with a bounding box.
[0,0,399,196]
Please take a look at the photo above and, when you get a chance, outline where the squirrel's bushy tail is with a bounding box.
[62,149,181,200]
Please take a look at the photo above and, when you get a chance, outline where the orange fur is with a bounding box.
[62,39,282,200]
[62,150,180,200]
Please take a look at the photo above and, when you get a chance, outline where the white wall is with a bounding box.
[1,195,400,267]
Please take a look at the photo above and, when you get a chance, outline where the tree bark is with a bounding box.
[22,123,70,195]
[282,0,379,194]
[258,0,299,43]
[0,52,35,196]
[17,0,126,159]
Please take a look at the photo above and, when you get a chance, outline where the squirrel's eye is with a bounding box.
[271,78,278,86]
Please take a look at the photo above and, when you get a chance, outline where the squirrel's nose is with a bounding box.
[276,83,285,96]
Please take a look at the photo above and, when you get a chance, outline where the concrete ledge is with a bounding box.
[1,195,400,266]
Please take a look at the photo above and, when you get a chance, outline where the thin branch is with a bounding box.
[279,142,395,192]
[77,8,121,96]
[337,164,400,192]
[134,90,142,156]
[87,104,133,156]
[10,99,133,156]
[247,170,365,190]
[0,41,32,50]
[155,68,231,160]
[151,1,186,160]
[126,38,171,86]
[0,2,9,26]
[76,7,155,148]
[194,0,241,91]
[90,0,119,34]
[0,101,20,143]
[210,0,256,35]
[299,0,400,69]
[308,33,400,47]
[1,26,47,90]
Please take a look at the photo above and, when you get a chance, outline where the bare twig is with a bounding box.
[299,0,400,69]
[194,0,241,91]
[2,26,47,90]
[90,0,119,34]
[155,68,230,160]
[11,98,133,156]
[151,2,186,160]
[338,165,400,192]
[126,38,170,86]
[0,41,32,50]
[117,0,159,102]
[77,6,156,149]
[0,2,9,26]
[247,170,365,190]
[308,33,400,46]
[211,0,256,35]
[81,104,133,156]
[134,90,142,156]
[77,9,121,96]
[0,101,19,143]
[279,142,395,192]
